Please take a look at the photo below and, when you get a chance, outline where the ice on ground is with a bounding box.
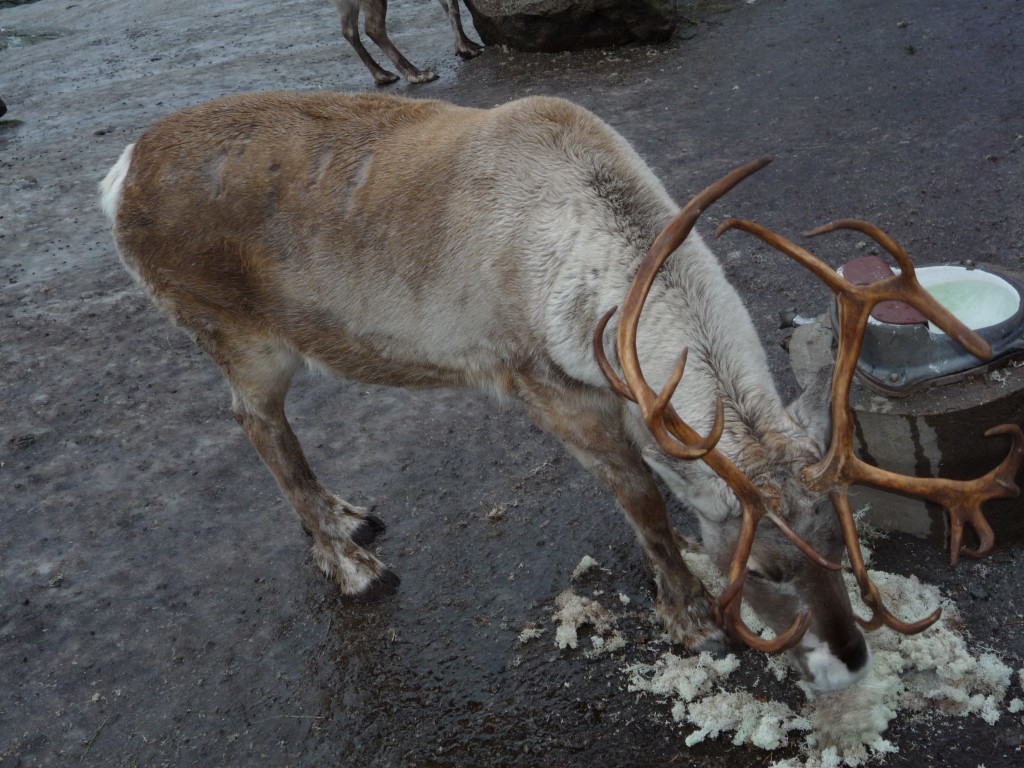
[627,652,812,750]
[685,691,811,749]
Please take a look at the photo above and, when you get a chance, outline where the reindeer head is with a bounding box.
[594,158,1023,690]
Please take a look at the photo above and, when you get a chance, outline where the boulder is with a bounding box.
[462,0,677,52]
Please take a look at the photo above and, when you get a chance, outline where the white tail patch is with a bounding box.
[99,143,135,222]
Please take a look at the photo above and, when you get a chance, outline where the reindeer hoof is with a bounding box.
[692,631,733,657]
[457,42,483,60]
[406,70,438,84]
[675,620,729,654]
[373,71,401,86]
[351,513,386,547]
[354,568,401,602]
[656,586,729,653]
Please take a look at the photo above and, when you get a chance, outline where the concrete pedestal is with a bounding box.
[789,319,1024,548]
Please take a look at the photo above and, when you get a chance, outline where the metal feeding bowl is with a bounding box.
[832,256,1024,395]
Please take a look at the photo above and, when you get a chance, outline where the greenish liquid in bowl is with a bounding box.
[927,280,1019,332]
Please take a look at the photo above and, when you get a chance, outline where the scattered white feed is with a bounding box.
[570,554,602,580]
[684,690,811,750]
[552,588,625,656]
[517,624,546,645]
[552,550,1019,767]
[626,651,741,703]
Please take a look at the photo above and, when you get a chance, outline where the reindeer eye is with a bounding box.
[749,568,785,583]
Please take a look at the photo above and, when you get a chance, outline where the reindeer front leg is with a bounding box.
[597,453,726,650]
[520,382,725,651]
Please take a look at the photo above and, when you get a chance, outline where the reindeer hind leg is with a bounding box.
[332,0,401,86]
[195,324,399,600]
[437,0,483,59]
[361,0,438,83]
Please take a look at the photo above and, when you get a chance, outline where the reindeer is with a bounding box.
[99,91,1022,692]
[330,0,482,85]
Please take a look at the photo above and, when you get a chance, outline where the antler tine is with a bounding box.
[716,217,849,295]
[951,424,1024,560]
[851,423,1024,564]
[714,570,812,653]
[767,512,843,571]
[832,491,942,633]
[642,157,774,277]
[593,306,636,402]
[713,529,811,652]
[595,306,719,459]
[708,461,836,650]
[806,219,917,276]
[720,214,1023,632]
[710,500,818,653]
[598,156,773,460]
[718,216,990,359]
[807,219,991,360]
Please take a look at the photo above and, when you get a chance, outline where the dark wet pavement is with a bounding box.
[2,0,1023,765]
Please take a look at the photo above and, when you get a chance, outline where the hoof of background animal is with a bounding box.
[353,567,401,602]
[351,513,387,547]
[457,41,483,59]
[374,71,401,86]
[407,70,439,84]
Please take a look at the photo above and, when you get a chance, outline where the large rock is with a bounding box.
[462,0,677,52]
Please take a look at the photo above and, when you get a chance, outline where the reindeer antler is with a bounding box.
[716,215,1024,633]
[595,160,1022,651]
[593,158,842,653]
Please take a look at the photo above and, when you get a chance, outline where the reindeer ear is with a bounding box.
[787,364,834,453]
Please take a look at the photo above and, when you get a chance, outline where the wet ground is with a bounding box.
[2,0,1024,766]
